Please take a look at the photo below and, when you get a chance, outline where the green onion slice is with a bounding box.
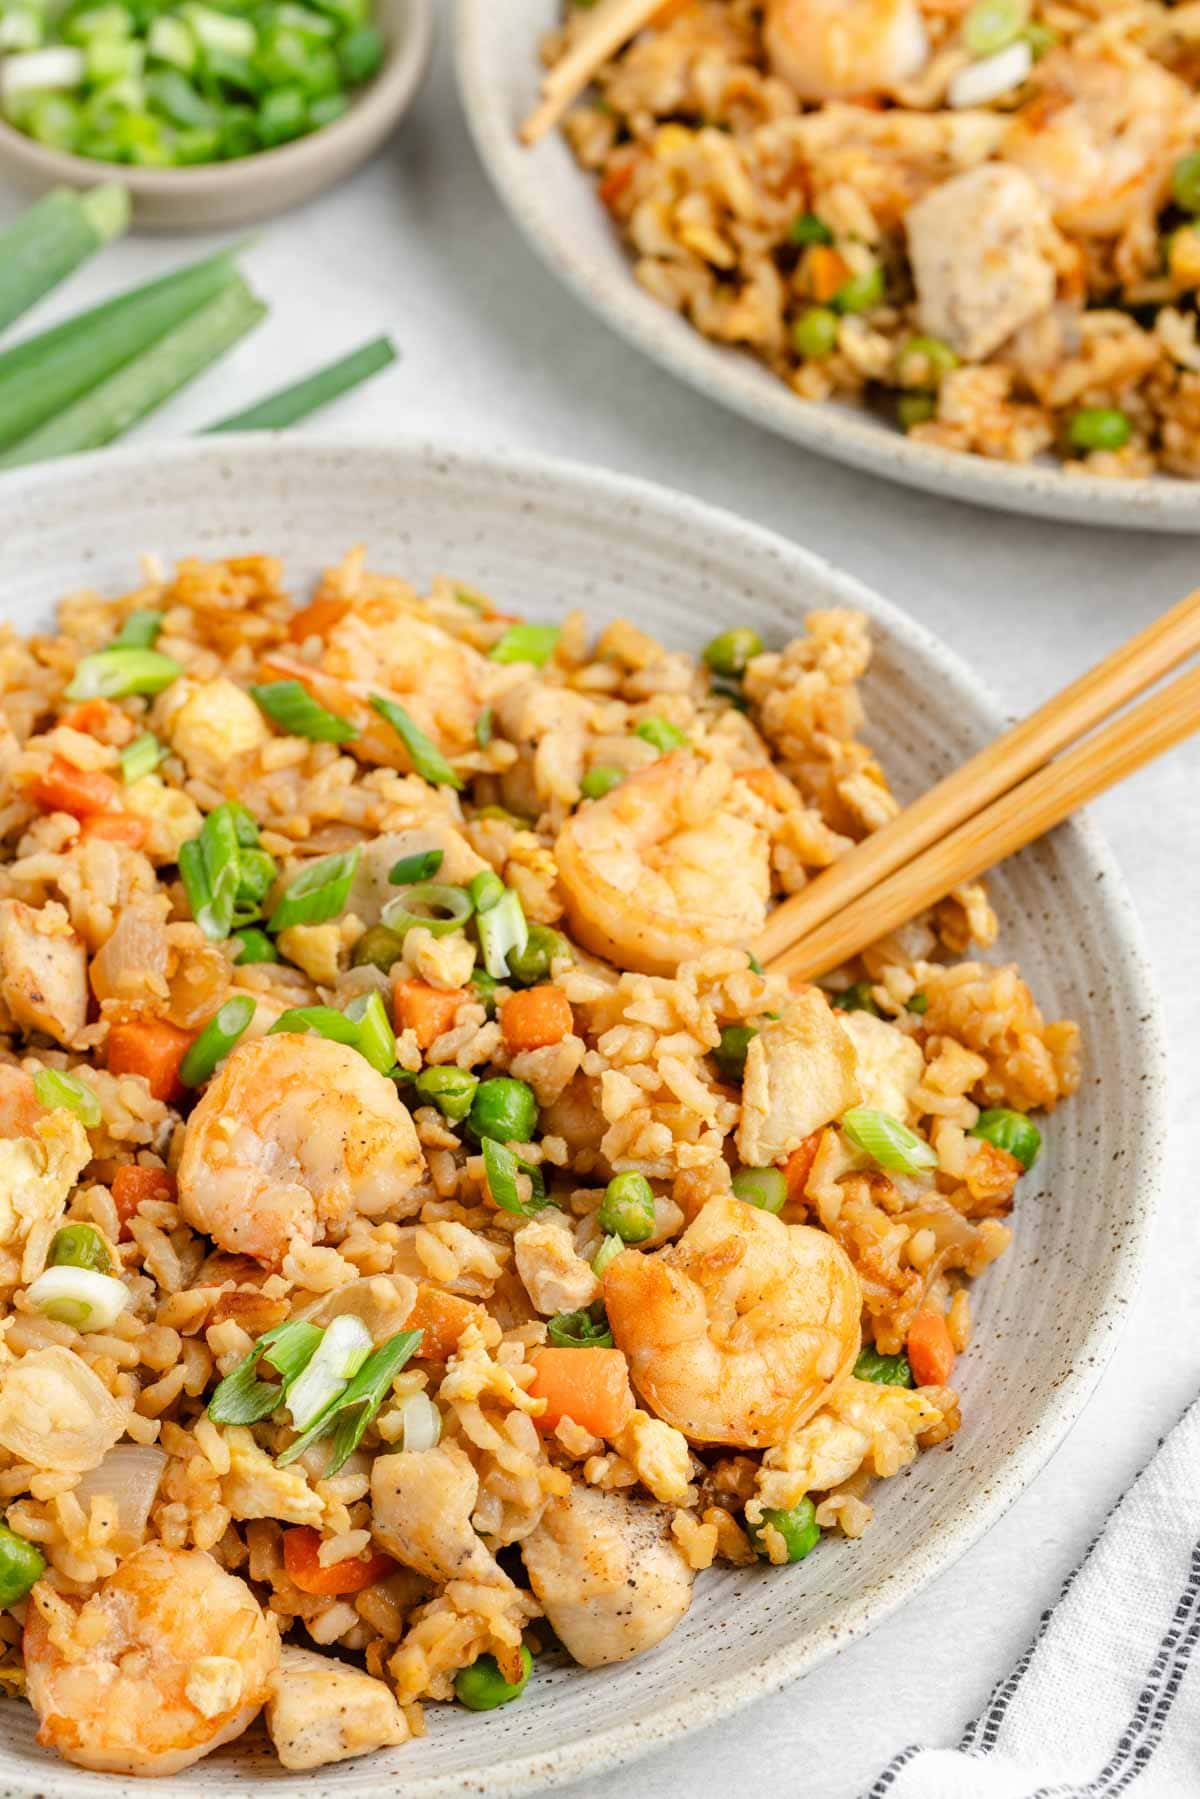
[269,1005,361,1048]
[285,1313,372,1431]
[231,927,279,965]
[591,1233,625,1278]
[119,731,163,784]
[969,1108,1041,1170]
[180,994,255,1088]
[112,608,163,649]
[32,1067,101,1129]
[207,1319,324,1426]
[841,1106,937,1177]
[66,647,181,702]
[388,848,444,886]
[268,846,361,933]
[547,1302,613,1348]
[488,624,560,667]
[180,803,244,941]
[476,888,528,979]
[369,695,462,790]
[251,679,359,744]
[381,881,474,940]
[853,1346,914,1387]
[276,1327,423,1476]
[475,708,493,748]
[481,1137,548,1217]
[343,991,396,1075]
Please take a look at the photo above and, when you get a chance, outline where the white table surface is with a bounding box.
[2,25,1199,1797]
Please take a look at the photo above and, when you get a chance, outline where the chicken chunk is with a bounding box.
[0,899,88,1047]
[737,988,859,1168]
[905,165,1057,361]
[837,1010,924,1123]
[514,1216,600,1317]
[371,1442,503,1584]
[521,1485,694,1667]
[265,1646,409,1771]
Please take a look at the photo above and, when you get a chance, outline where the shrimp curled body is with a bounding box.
[178,1034,424,1268]
[604,1193,862,1448]
[763,0,928,101]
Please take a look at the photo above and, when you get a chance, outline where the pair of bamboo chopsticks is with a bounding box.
[754,590,1200,983]
[521,0,662,144]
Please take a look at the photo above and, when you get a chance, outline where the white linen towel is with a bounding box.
[868,1398,1200,1799]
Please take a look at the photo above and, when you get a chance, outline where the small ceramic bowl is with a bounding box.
[0,0,433,231]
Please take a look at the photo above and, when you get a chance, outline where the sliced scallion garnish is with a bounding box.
[369,694,462,790]
[276,1327,423,1475]
[180,803,243,941]
[231,926,279,966]
[66,646,181,702]
[547,1302,613,1348]
[268,846,361,933]
[475,707,493,748]
[343,991,396,1075]
[25,1265,128,1331]
[250,679,359,744]
[207,1319,324,1427]
[112,609,164,650]
[380,881,474,940]
[119,731,163,784]
[841,1107,938,1177]
[284,1313,372,1431]
[32,1067,101,1129]
[476,888,528,979]
[480,1137,548,1218]
[488,624,560,667]
[179,994,256,1088]
[591,1233,625,1277]
[269,1005,361,1048]
[388,848,443,886]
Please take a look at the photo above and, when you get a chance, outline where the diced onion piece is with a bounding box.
[948,39,1032,107]
[286,1313,372,1431]
[399,1391,441,1453]
[0,1345,128,1472]
[26,1265,129,1332]
[72,1444,166,1552]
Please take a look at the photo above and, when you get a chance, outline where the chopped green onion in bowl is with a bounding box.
[119,731,164,784]
[853,1345,914,1387]
[475,887,528,979]
[841,1106,938,1177]
[66,646,180,701]
[112,608,163,649]
[251,679,358,743]
[284,1312,371,1430]
[480,1137,547,1217]
[369,694,462,790]
[25,1264,129,1331]
[33,1067,101,1128]
[547,1301,613,1348]
[399,1390,441,1452]
[388,848,443,885]
[381,880,474,939]
[342,990,396,1075]
[207,1318,323,1426]
[276,1327,422,1475]
[268,845,360,931]
[179,993,255,1087]
[488,624,560,667]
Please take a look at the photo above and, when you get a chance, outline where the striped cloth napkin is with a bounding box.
[867,1396,1200,1799]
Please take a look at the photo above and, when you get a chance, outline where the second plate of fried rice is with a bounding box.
[0,438,1164,1796]
[457,0,1200,531]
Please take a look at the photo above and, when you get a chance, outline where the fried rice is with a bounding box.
[546,0,1200,477]
[0,548,1078,1774]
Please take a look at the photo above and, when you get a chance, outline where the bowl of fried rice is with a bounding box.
[0,437,1163,1795]
[456,0,1200,531]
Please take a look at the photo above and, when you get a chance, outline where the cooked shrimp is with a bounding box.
[604,1193,861,1448]
[24,1544,280,1776]
[1004,48,1191,235]
[555,752,770,976]
[177,1034,424,1268]
[763,0,928,101]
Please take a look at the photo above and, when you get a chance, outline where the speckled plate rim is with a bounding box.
[0,435,1168,1797]
[454,0,1200,534]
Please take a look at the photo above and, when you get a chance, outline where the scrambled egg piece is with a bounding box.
[124,775,204,862]
[160,678,270,776]
[221,1427,324,1526]
[737,988,859,1166]
[0,1107,90,1287]
[838,1010,924,1123]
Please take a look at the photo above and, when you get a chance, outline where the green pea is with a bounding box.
[350,923,405,973]
[454,1646,532,1711]
[788,211,832,246]
[853,1345,914,1387]
[506,924,571,987]
[635,716,688,753]
[830,981,879,1016]
[907,991,929,1015]
[598,1170,655,1243]
[232,926,279,965]
[1023,19,1057,57]
[749,1498,820,1564]
[581,765,625,800]
[731,1166,787,1213]
[1067,407,1131,452]
[793,305,839,359]
[1172,150,1200,216]
[834,263,884,314]
[702,627,763,678]
[49,1222,111,1274]
[415,1066,479,1123]
[235,847,276,909]
[713,1024,756,1082]
[0,1521,45,1605]
[899,335,958,386]
[897,392,936,430]
[469,1076,538,1145]
[969,1107,1041,1170]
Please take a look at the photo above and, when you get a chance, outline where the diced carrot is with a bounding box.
[31,756,120,819]
[282,1526,396,1597]
[808,245,850,303]
[106,1017,195,1104]
[81,813,149,849]
[783,1130,822,1204]
[287,595,350,643]
[405,1284,485,1362]
[61,699,110,736]
[598,157,636,210]
[907,1308,956,1387]
[528,1346,635,1439]
[111,1164,177,1235]
[500,985,573,1052]
[392,978,463,1050]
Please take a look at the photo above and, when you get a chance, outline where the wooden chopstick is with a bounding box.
[763,660,1200,983]
[754,588,1200,966]
[521,0,661,144]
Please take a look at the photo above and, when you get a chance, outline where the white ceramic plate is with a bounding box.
[0,438,1165,1796]
[455,0,1200,533]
